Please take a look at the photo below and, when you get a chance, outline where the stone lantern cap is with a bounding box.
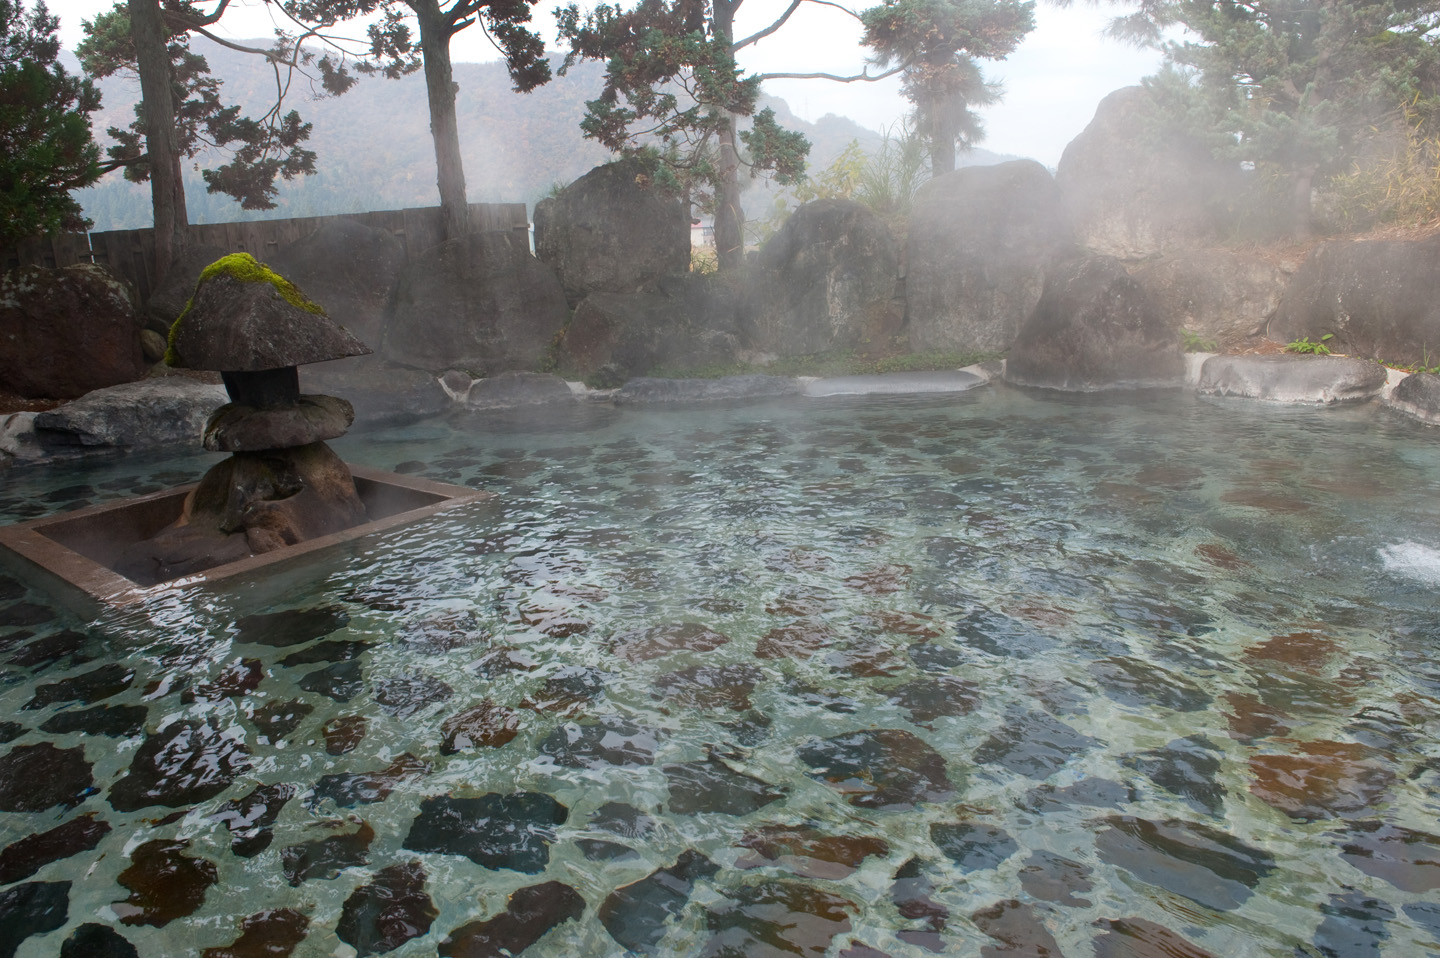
[166,253,371,371]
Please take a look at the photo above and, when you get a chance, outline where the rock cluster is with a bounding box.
[116,254,371,586]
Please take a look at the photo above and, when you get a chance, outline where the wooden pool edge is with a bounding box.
[0,465,493,609]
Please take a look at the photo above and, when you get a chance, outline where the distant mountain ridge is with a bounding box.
[65,40,1021,232]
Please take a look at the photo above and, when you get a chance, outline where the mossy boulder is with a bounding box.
[0,263,146,400]
[166,253,370,371]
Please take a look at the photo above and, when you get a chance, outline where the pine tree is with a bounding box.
[860,0,1034,176]
[1117,0,1440,236]
[0,0,102,244]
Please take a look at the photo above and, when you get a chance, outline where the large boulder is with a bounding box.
[141,244,229,333]
[1055,86,1243,259]
[0,264,147,400]
[1269,235,1440,366]
[555,275,746,385]
[747,198,899,356]
[300,360,451,429]
[1005,254,1184,391]
[1197,354,1388,403]
[382,232,569,375]
[1385,370,1440,425]
[1132,249,1290,350]
[534,158,690,305]
[466,372,576,409]
[32,377,227,449]
[267,219,405,350]
[905,160,1071,354]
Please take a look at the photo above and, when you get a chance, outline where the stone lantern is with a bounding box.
[116,254,374,585]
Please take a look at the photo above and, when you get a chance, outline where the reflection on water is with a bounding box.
[1,389,1439,956]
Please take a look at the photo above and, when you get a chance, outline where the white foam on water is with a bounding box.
[1378,541,1440,586]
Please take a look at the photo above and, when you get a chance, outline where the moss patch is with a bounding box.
[166,253,325,366]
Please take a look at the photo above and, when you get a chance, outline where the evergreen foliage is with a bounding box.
[77,2,324,212]
[1119,0,1440,234]
[0,0,102,242]
[860,0,1034,175]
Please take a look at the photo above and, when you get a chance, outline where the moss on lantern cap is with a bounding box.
[166,253,371,371]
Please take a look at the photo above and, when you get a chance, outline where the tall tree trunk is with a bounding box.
[412,0,469,242]
[130,0,186,281]
[1292,163,1316,241]
[714,115,744,270]
[714,0,744,271]
[929,104,957,176]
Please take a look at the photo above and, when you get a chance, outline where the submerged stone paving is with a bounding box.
[1,390,1439,955]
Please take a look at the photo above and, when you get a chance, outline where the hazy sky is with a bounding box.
[56,0,1161,167]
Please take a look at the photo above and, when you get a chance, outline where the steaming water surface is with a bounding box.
[1,388,1438,956]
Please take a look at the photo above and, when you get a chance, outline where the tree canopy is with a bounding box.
[861,0,1034,175]
[285,0,552,240]
[1117,0,1440,235]
[0,0,103,243]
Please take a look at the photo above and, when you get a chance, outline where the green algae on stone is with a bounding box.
[165,253,369,370]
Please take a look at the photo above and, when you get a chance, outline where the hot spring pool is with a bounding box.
[0,387,1438,957]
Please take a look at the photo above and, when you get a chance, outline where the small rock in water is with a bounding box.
[1124,735,1226,815]
[0,601,54,628]
[599,850,719,955]
[313,752,429,807]
[0,881,70,957]
[1222,692,1292,742]
[8,629,92,668]
[441,700,519,753]
[1249,740,1395,821]
[280,821,374,885]
[654,663,764,712]
[181,658,264,703]
[799,729,952,810]
[60,923,139,958]
[40,703,147,738]
[1311,889,1394,958]
[664,753,786,816]
[889,858,947,951]
[0,813,111,884]
[200,908,309,958]
[0,721,21,743]
[0,742,93,812]
[337,861,437,957]
[210,784,296,858]
[888,676,980,726]
[249,700,313,742]
[932,822,1018,873]
[1091,917,1216,958]
[735,825,889,880]
[323,715,367,754]
[538,715,661,769]
[974,708,1098,779]
[233,605,349,647]
[298,660,364,702]
[590,802,657,839]
[438,881,584,957]
[404,792,567,873]
[23,663,134,709]
[1017,850,1094,908]
[520,665,607,713]
[277,639,371,666]
[612,622,730,662]
[1336,821,1440,893]
[756,621,836,660]
[844,563,910,595]
[1090,656,1210,712]
[113,839,217,927]
[971,899,1063,958]
[1021,777,1136,813]
[109,720,249,811]
[1094,815,1275,911]
[699,879,855,958]
[907,643,967,673]
[374,675,454,718]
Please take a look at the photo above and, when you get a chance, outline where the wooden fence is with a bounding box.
[2,203,530,303]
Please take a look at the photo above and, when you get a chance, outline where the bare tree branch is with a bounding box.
[733,0,861,49]
[757,63,906,82]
